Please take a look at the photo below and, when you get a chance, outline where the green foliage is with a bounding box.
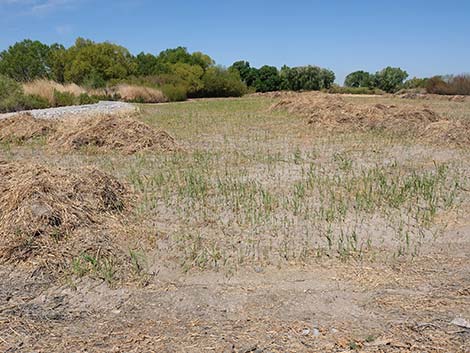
[78,93,99,105]
[161,84,188,101]
[281,65,335,91]
[0,74,49,112]
[344,70,372,88]
[328,85,384,95]
[403,77,428,89]
[253,65,281,92]
[372,67,408,93]
[53,90,76,107]
[61,38,137,86]
[196,67,247,97]
[0,40,55,82]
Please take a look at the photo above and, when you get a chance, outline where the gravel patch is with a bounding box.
[0,101,137,120]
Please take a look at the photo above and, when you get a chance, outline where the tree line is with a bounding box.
[1,38,466,106]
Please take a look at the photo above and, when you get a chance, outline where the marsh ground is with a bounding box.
[1,95,469,352]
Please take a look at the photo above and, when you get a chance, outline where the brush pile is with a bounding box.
[270,92,441,133]
[0,113,56,142]
[0,113,178,154]
[0,161,129,266]
[51,115,177,154]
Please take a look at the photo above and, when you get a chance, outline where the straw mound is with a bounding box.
[398,92,468,102]
[270,92,440,133]
[50,115,177,154]
[0,113,56,142]
[0,161,129,264]
[422,120,470,146]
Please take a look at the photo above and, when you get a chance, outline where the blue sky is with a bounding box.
[1,0,469,83]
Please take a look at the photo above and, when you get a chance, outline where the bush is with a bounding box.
[0,75,51,112]
[78,93,99,105]
[111,84,167,103]
[161,84,187,101]
[281,66,335,91]
[373,67,408,93]
[53,90,76,107]
[327,85,384,95]
[344,71,372,88]
[427,74,470,96]
[21,94,50,110]
[23,79,86,106]
[195,67,247,97]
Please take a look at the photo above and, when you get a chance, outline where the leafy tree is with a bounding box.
[344,70,372,88]
[0,39,55,81]
[229,61,258,86]
[62,38,137,87]
[253,65,281,92]
[196,66,247,97]
[169,62,204,96]
[373,67,408,93]
[135,52,164,76]
[281,66,335,91]
[403,77,428,89]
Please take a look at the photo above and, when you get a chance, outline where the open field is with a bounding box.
[1,94,469,352]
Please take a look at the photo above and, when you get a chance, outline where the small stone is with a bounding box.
[312,328,320,336]
[302,329,310,336]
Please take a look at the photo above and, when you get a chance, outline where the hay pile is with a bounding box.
[0,113,56,143]
[50,115,177,154]
[422,119,470,146]
[0,161,129,265]
[0,114,178,154]
[270,92,441,133]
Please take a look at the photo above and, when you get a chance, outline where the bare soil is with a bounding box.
[1,94,469,352]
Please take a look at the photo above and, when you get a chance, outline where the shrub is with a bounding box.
[21,94,50,110]
[281,66,335,91]
[111,84,167,103]
[78,93,99,105]
[195,67,247,97]
[23,79,86,105]
[373,67,408,93]
[161,84,187,101]
[327,85,384,95]
[53,90,76,107]
[344,71,372,88]
[0,75,50,112]
[425,75,470,95]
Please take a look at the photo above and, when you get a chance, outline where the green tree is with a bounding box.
[196,66,247,97]
[344,70,372,88]
[373,67,408,93]
[281,66,335,91]
[253,65,281,92]
[62,38,137,87]
[229,61,257,86]
[0,39,54,81]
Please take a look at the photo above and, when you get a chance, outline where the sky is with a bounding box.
[0,0,469,83]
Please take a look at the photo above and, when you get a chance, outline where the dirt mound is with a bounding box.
[270,92,441,133]
[49,115,177,154]
[0,113,56,143]
[0,161,129,265]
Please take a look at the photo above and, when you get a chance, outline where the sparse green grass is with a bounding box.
[2,96,470,273]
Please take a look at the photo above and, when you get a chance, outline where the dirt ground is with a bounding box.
[1,94,469,352]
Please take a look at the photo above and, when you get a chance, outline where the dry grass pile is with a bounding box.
[271,92,441,133]
[23,79,86,105]
[0,161,129,265]
[0,113,56,143]
[398,92,468,102]
[50,115,178,154]
[112,84,168,103]
[422,119,470,146]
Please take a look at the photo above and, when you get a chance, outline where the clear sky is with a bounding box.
[1,0,469,83]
